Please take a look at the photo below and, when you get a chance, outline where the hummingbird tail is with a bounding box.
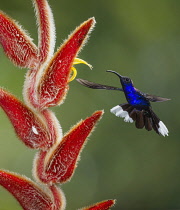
[110,104,169,136]
[149,108,169,136]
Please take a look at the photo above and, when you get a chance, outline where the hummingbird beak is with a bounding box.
[106,70,123,79]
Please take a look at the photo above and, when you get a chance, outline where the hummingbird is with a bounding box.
[76,70,170,136]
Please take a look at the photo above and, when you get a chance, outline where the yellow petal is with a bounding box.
[73,58,92,69]
[69,66,77,82]
[68,58,93,82]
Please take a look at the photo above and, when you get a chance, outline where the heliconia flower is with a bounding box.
[34,111,104,184]
[0,0,95,110]
[27,17,95,109]
[0,170,66,210]
[27,0,95,110]
[0,0,116,209]
[80,199,116,210]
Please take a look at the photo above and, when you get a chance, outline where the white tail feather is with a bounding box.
[158,121,169,136]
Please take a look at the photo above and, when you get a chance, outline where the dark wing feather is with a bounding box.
[119,104,162,134]
[129,109,137,121]
[144,116,152,131]
[145,93,170,102]
[148,108,160,134]
[76,78,123,91]
[135,110,144,129]
[121,103,131,110]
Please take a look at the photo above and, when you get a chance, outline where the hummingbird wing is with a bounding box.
[142,92,170,102]
[76,78,123,91]
[135,89,170,102]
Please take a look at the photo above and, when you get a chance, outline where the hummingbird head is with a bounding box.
[106,70,133,87]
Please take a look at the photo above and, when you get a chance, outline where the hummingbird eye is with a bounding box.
[124,77,131,83]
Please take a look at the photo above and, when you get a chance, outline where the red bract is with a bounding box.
[0,12,38,69]
[81,200,116,210]
[34,111,103,184]
[0,0,115,209]
[0,88,51,149]
[37,18,95,109]
[0,170,66,210]
[33,0,56,65]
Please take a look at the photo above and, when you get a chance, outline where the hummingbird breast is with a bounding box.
[123,84,150,107]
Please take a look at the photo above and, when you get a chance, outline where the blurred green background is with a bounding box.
[0,0,180,209]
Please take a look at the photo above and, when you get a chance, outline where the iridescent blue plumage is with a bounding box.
[122,83,150,107]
